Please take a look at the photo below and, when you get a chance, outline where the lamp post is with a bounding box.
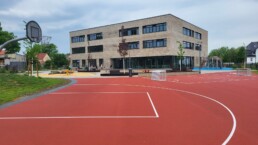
[198,41,202,74]
[243,43,246,68]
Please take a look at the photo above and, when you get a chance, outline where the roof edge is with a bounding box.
[70,14,207,33]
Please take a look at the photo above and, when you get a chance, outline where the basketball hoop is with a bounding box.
[0,20,42,50]
[26,21,42,43]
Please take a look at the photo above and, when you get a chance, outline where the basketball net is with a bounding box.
[41,36,51,45]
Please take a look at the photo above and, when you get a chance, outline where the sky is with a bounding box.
[1,0,258,54]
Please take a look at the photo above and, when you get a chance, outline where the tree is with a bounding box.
[24,39,41,76]
[228,47,237,63]
[209,46,246,67]
[41,43,58,58]
[177,41,185,71]
[118,39,128,73]
[219,47,229,62]
[117,26,128,73]
[0,22,20,53]
[209,49,220,57]
[236,46,246,64]
[52,53,69,68]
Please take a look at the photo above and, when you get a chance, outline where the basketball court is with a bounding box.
[1,72,258,145]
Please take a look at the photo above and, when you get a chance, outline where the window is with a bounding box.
[143,39,167,48]
[195,32,202,40]
[143,23,167,34]
[183,41,194,49]
[82,60,86,67]
[195,44,202,50]
[87,33,103,41]
[128,42,139,49]
[72,47,85,54]
[72,60,80,67]
[99,59,103,67]
[119,27,139,37]
[71,35,85,43]
[88,45,103,53]
[183,27,194,37]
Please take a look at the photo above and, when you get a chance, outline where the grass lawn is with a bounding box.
[254,70,258,74]
[0,73,70,105]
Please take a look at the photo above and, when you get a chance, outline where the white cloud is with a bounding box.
[1,0,258,54]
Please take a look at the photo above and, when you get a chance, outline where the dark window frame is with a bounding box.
[119,27,139,37]
[127,41,139,49]
[183,27,194,37]
[72,47,86,54]
[143,23,167,34]
[143,39,167,48]
[195,44,202,50]
[88,45,103,53]
[71,35,85,43]
[183,41,194,49]
[195,32,202,40]
[87,33,103,41]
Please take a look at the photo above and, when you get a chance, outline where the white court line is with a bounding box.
[0,92,158,120]
[146,92,159,118]
[50,92,146,94]
[0,116,157,120]
[74,83,236,145]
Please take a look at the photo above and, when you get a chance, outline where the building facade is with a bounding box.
[246,42,258,64]
[69,14,208,70]
[0,50,26,71]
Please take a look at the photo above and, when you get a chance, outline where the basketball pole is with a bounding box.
[0,37,27,50]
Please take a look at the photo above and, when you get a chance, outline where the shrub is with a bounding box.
[0,67,7,73]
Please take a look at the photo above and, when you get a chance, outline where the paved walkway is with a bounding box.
[38,72,100,78]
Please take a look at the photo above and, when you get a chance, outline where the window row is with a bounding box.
[72,40,201,54]
[72,47,85,54]
[143,23,167,34]
[87,33,103,41]
[72,45,104,54]
[128,42,139,49]
[72,59,104,68]
[71,33,103,43]
[72,23,168,42]
[119,27,139,37]
[183,27,202,40]
[143,39,167,48]
[71,35,85,43]
[183,41,202,50]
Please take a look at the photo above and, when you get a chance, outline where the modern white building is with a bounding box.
[246,42,258,64]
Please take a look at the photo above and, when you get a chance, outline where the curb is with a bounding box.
[0,79,77,109]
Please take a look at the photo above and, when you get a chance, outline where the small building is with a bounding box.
[0,50,5,66]
[37,53,51,65]
[0,50,26,71]
[246,42,258,64]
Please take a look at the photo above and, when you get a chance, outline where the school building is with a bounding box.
[69,14,208,70]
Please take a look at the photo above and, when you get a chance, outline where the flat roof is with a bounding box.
[70,14,207,33]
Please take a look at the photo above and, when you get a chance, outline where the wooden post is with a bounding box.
[30,60,33,76]
[36,61,39,77]
[27,60,30,76]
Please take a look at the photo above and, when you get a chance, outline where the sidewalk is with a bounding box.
[38,72,101,78]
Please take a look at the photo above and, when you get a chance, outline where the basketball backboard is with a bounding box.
[26,21,42,43]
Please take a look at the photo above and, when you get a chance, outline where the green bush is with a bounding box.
[0,67,7,73]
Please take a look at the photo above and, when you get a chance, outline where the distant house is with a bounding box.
[0,50,5,66]
[246,42,258,64]
[0,49,26,71]
[37,53,51,65]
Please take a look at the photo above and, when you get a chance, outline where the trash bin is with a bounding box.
[128,68,132,77]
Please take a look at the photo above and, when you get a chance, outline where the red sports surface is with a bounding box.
[0,72,258,145]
